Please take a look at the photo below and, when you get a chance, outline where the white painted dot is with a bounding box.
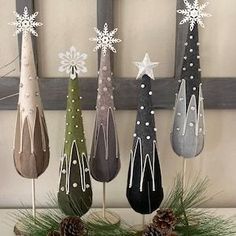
[111,95,113,99]
[146,136,151,140]
[72,100,75,103]
[72,115,75,119]
[80,96,82,99]
[190,76,194,79]
[197,55,200,59]
[179,97,184,101]
[151,111,154,115]
[189,122,194,127]
[177,112,181,116]
[198,68,202,72]
[190,35,193,39]
[141,84,145,88]
[73,160,77,165]
[185,42,188,46]
[199,128,203,133]
[67,95,69,98]
[81,139,84,142]
[178,80,182,83]
[154,128,157,132]
[193,87,197,91]
[197,42,200,46]
[62,169,66,174]
[68,132,71,135]
[137,121,140,125]
[77,109,80,112]
[190,49,193,52]
[145,122,149,126]
[75,125,79,128]
[97,71,100,75]
[140,106,144,110]
[149,91,152,95]
[103,87,108,92]
[183,67,186,71]
[191,106,195,111]
[176,127,180,131]
[184,56,187,60]
[86,184,90,188]
[107,77,111,81]
[66,123,69,126]
[61,187,65,191]
[85,168,89,172]
[200,113,203,117]
[133,133,137,137]
[68,109,71,112]
[190,63,193,67]
[73,183,78,188]
[71,89,74,92]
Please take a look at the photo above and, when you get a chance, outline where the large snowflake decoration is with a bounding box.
[58,46,87,80]
[9,6,43,36]
[90,23,121,56]
[177,0,211,31]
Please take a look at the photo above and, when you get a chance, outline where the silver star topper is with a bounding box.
[134,53,159,80]
[9,6,43,36]
[90,23,121,56]
[177,0,211,31]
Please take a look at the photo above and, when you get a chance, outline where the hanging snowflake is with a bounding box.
[177,0,211,31]
[90,23,121,56]
[9,6,43,36]
[58,46,87,80]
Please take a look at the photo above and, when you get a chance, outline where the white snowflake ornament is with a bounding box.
[59,46,87,80]
[90,23,121,56]
[177,0,211,31]
[9,6,43,36]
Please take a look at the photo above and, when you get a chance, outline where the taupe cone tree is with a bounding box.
[11,7,49,178]
[90,51,120,182]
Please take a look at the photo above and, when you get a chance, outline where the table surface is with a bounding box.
[1,208,236,235]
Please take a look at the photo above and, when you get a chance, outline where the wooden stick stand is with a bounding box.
[14,179,36,236]
[87,182,120,225]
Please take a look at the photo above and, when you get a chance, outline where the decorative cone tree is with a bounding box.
[171,0,211,158]
[58,47,92,216]
[89,23,121,182]
[10,7,49,178]
[126,53,164,215]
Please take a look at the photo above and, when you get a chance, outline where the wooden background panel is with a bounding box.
[0,77,236,110]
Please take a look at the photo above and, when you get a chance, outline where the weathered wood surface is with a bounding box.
[0,77,236,110]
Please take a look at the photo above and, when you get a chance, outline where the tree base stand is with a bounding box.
[87,210,120,225]
[14,222,29,236]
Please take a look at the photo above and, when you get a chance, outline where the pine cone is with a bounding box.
[143,223,163,236]
[152,209,177,235]
[60,216,87,236]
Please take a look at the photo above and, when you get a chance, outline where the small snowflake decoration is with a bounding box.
[58,46,87,80]
[9,6,43,36]
[90,23,121,56]
[177,0,211,31]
